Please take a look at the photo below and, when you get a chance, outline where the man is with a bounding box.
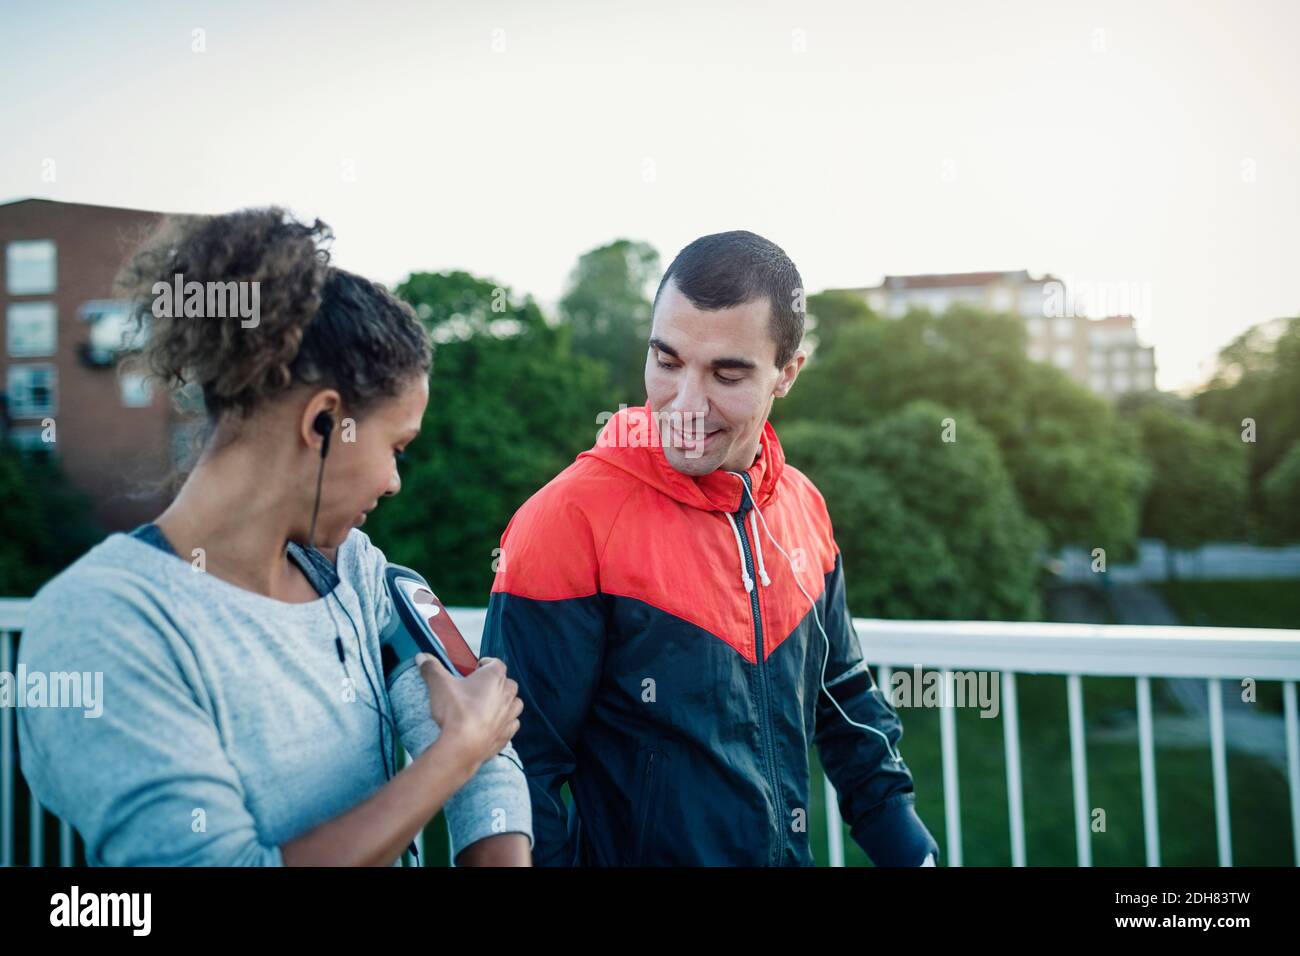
[482,230,939,866]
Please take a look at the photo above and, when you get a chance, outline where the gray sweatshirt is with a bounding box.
[15,526,532,865]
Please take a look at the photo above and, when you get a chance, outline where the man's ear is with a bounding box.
[774,349,807,398]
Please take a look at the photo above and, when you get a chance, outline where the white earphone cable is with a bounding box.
[727,471,904,766]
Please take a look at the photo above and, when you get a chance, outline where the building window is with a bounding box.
[6,240,57,295]
[79,300,142,366]
[1089,351,1106,369]
[1112,350,1129,368]
[1090,373,1108,393]
[5,425,55,459]
[6,302,57,356]
[119,371,153,408]
[1027,341,1047,362]
[6,363,57,417]
[1026,316,1045,338]
[1054,316,1074,339]
[1019,289,1044,317]
[1053,346,1073,369]
[1112,371,1131,392]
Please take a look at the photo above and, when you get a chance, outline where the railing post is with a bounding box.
[30,789,44,867]
[401,747,424,866]
[59,820,73,867]
[823,774,844,867]
[1067,674,1091,866]
[1002,671,1026,867]
[2,630,14,868]
[1208,678,1232,866]
[1284,681,1300,867]
[1136,675,1160,866]
[940,668,961,866]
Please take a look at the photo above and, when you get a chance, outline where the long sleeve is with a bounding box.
[478,493,608,867]
[346,529,534,862]
[17,585,284,866]
[814,552,941,866]
[386,664,533,861]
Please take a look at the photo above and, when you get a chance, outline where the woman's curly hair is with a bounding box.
[118,206,431,421]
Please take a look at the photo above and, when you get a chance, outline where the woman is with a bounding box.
[17,208,532,866]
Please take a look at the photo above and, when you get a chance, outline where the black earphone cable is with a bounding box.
[323,592,397,777]
[331,587,396,779]
[306,413,331,551]
[306,411,395,778]
[304,409,522,863]
[307,412,419,861]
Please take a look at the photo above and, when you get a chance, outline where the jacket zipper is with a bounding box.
[634,750,658,864]
[734,475,787,864]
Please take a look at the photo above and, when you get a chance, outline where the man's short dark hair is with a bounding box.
[652,230,805,367]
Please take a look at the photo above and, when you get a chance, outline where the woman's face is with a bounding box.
[311,374,429,548]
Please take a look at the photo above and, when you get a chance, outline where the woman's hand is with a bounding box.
[418,654,523,773]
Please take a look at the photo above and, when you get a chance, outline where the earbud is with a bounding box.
[313,411,334,458]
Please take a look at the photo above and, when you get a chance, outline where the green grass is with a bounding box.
[1156,578,1298,716]
[811,672,1295,867]
[1157,578,1300,631]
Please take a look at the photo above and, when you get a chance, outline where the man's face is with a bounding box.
[645,278,804,477]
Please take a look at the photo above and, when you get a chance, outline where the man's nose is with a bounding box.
[384,470,402,497]
[671,370,710,416]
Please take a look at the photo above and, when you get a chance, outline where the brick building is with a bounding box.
[0,198,184,531]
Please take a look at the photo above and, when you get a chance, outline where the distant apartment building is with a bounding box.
[830,269,1156,397]
[0,198,183,531]
[1071,313,1155,398]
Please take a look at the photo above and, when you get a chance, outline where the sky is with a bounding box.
[2,0,1297,392]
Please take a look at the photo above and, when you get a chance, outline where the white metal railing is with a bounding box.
[3,600,1299,867]
[848,619,1300,867]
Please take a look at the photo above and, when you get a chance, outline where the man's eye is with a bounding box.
[715,374,742,385]
[656,359,678,371]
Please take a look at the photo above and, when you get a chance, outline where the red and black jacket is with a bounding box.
[482,403,939,866]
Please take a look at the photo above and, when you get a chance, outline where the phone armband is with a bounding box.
[380,563,479,684]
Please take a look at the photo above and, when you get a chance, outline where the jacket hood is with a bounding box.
[579,402,786,514]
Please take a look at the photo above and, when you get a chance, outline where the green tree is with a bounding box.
[0,444,102,596]
[781,401,1045,620]
[804,289,876,356]
[1260,440,1300,544]
[558,239,660,407]
[1133,404,1249,570]
[364,271,610,605]
[777,303,1147,558]
[1195,316,1300,523]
